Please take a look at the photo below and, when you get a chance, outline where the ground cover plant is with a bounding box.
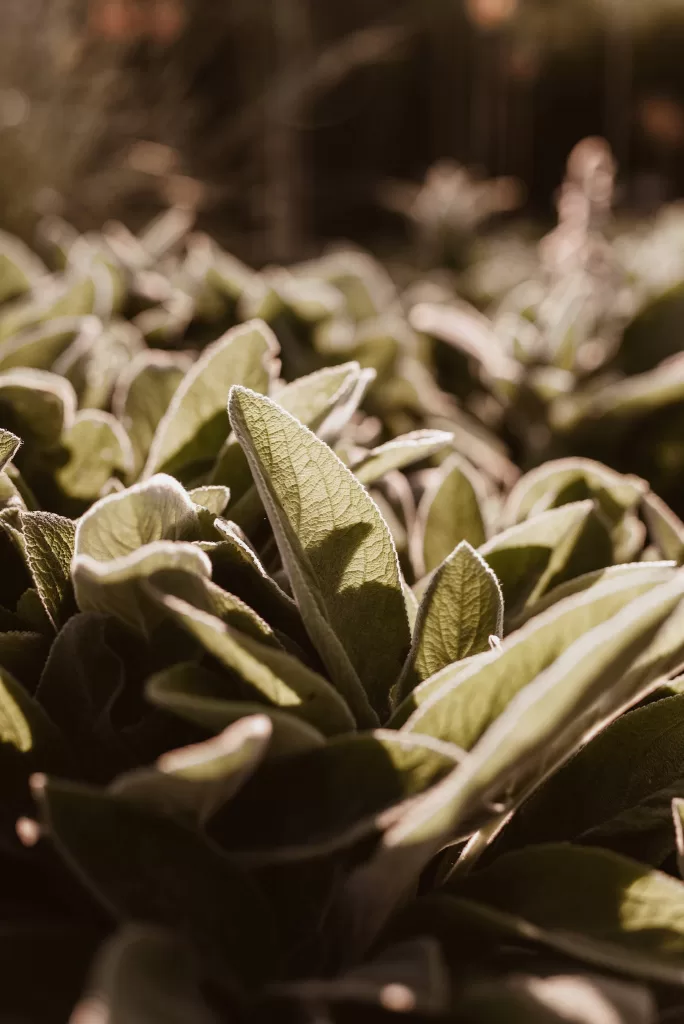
[5,143,684,1022]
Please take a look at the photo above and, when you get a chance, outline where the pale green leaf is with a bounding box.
[402,563,677,749]
[503,457,647,527]
[0,369,76,447]
[112,349,189,478]
[188,486,230,517]
[147,662,325,757]
[642,490,684,564]
[415,455,488,578]
[151,588,356,738]
[452,844,684,985]
[351,430,453,487]
[0,428,20,473]
[229,386,410,725]
[480,501,612,613]
[144,319,279,480]
[207,729,463,863]
[674,798,684,879]
[57,410,134,503]
[397,542,502,700]
[111,715,272,825]
[21,511,76,630]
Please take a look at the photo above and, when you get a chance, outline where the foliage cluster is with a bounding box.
[3,143,684,1021]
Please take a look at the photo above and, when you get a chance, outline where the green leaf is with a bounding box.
[0,428,20,473]
[57,410,134,504]
[491,694,684,865]
[0,314,98,372]
[480,501,612,614]
[188,486,231,516]
[147,662,325,757]
[0,369,76,448]
[149,589,356,738]
[416,454,487,577]
[148,566,279,647]
[211,361,372,522]
[75,474,201,562]
[351,430,453,487]
[335,571,684,956]
[402,563,681,752]
[0,630,50,690]
[72,475,210,632]
[510,560,677,631]
[450,844,684,985]
[112,715,273,826]
[397,542,503,700]
[207,729,463,863]
[21,511,76,630]
[38,778,278,984]
[229,386,410,725]
[642,490,684,564]
[144,320,279,481]
[112,350,188,479]
[503,458,647,527]
[78,926,219,1024]
[204,520,310,650]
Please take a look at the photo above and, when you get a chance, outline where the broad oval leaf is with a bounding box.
[56,410,134,504]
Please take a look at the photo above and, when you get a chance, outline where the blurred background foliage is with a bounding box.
[3,0,684,264]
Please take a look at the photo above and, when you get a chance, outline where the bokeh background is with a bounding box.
[3,0,684,263]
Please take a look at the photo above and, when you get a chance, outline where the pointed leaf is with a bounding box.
[352,430,453,487]
[145,320,279,481]
[229,386,410,724]
[151,588,356,738]
[112,350,188,479]
[403,565,675,749]
[0,428,20,473]
[416,455,487,577]
[147,662,325,757]
[21,511,76,630]
[397,542,502,700]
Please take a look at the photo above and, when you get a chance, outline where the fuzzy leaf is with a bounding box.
[416,455,487,577]
[0,369,76,447]
[397,542,503,700]
[504,458,646,527]
[492,694,684,864]
[351,430,453,487]
[402,565,675,748]
[147,662,326,757]
[229,386,410,725]
[56,410,134,504]
[112,350,188,478]
[144,320,279,481]
[112,715,273,826]
[0,428,20,473]
[21,511,76,630]
[480,501,612,614]
[451,845,684,985]
[642,490,684,564]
